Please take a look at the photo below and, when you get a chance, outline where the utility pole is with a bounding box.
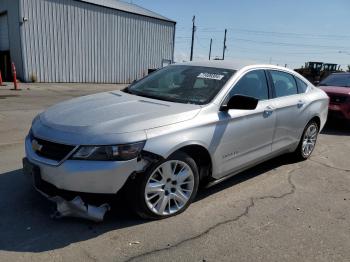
[209,38,212,60]
[190,16,196,61]
[222,29,227,60]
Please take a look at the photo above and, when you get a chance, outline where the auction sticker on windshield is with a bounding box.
[197,73,225,80]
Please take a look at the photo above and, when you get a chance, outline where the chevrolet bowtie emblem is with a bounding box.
[32,139,43,152]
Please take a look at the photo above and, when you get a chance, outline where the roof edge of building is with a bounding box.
[76,0,176,24]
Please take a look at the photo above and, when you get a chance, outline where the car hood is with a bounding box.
[33,91,201,145]
[318,86,350,95]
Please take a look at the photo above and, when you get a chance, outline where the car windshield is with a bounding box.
[125,65,235,105]
[319,74,350,88]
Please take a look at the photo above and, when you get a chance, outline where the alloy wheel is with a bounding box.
[144,160,195,216]
[302,123,318,157]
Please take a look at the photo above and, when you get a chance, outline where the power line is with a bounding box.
[195,35,207,49]
[194,26,350,40]
[176,35,349,50]
[230,37,348,50]
[229,45,343,55]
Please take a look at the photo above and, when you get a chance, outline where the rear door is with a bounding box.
[214,69,276,177]
[267,70,309,152]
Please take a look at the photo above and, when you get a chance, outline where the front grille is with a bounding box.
[328,94,348,104]
[31,136,75,161]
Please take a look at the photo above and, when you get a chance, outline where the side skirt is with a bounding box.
[206,148,290,188]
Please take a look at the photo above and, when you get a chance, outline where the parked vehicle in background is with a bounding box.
[294,62,342,85]
[318,73,350,120]
[23,62,329,219]
[320,63,342,81]
[295,62,323,84]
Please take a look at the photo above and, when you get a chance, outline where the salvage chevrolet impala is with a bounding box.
[23,62,329,219]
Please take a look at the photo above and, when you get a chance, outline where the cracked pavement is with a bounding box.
[0,83,349,262]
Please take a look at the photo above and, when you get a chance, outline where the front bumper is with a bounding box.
[25,135,144,194]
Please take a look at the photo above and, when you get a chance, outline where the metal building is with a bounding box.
[0,0,175,83]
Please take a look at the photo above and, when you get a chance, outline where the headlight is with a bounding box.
[71,141,145,161]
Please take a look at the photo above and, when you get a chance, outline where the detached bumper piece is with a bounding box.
[50,196,110,223]
[23,158,111,222]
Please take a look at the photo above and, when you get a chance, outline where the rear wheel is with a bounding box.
[131,152,199,220]
[294,120,319,160]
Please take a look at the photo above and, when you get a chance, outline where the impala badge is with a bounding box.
[32,139,43,152]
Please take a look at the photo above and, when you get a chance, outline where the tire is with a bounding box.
[130,151,199,220]
[294,120,319,160]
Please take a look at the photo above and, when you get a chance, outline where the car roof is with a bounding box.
[173,61,296,73]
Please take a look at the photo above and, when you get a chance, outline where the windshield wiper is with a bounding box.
[134,92,165,100]
[133,92,184,103]
[122,86,136,95]
[122,86,162,100]
[122,86,130,93]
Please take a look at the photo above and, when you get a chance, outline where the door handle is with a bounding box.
[263,106,274,117]
[297,100,305,108]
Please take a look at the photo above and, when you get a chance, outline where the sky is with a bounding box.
[130,0,350,70]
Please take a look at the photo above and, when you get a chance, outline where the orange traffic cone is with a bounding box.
[11,63,20,90]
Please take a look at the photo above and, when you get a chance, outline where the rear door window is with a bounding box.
[295,77,308,93]
[269,70,298,98]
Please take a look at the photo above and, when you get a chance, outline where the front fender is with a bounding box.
[143,118,221,175]
[146,139,210,160]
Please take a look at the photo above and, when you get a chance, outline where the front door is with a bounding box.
[213,69,276,178]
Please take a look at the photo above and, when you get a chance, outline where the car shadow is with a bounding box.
[196,153,298,201]
[321,118,350,136]
[0,168,147,253]
[0,154,298,253]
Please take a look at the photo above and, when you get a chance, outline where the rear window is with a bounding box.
[319,74,350,88]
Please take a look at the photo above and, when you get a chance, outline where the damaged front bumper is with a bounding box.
[23,151,160,221]
[23,132,162,221]
[23,157,113,222]
[24,135,150,194]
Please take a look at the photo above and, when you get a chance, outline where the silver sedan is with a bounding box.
[24,62,329,219]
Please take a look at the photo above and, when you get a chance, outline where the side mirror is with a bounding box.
[220,95,259,111]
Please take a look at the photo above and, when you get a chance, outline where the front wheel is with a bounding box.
[294,120,319,160]
[131,152,199,220]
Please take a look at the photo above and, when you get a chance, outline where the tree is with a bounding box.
[347,65,350,72]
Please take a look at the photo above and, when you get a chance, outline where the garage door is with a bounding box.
[0,13,9,51]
